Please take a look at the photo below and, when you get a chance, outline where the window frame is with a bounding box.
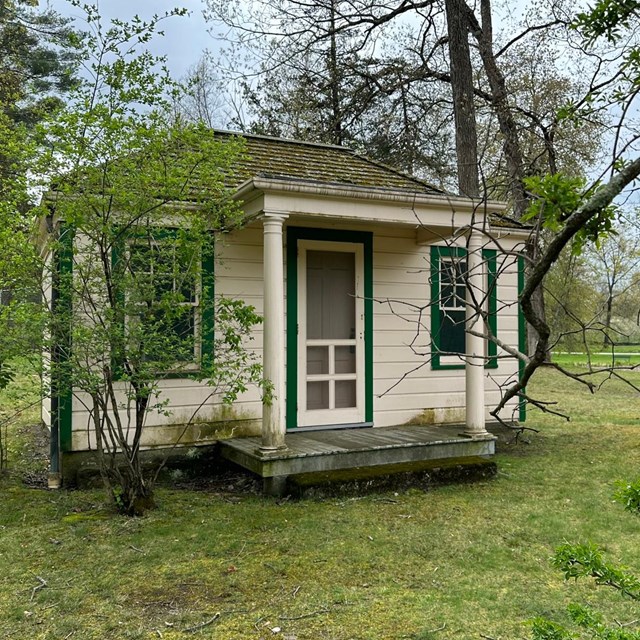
[112,226,214,377]
[439,256,467,312]
[430,245,497,370]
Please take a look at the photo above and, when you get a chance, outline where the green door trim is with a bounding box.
[286,227,373,429]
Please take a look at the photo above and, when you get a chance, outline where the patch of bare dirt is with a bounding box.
[172,467,261,496]
[18,422,49,487]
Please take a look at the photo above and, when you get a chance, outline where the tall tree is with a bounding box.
[172,55,228,128]
[444,0,479,197]
[0,0,77,135]
[585,215,640,345]
[207,0,457,182]
[0,1,78,396]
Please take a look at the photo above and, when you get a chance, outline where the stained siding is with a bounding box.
[68,224,266,451]
[67,220,523,451]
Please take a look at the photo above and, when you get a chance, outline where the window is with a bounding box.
[438,255,467,355]
[430,246,497,370]
[115,228,214,372]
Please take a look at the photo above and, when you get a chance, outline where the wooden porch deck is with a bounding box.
[220,424,496,494]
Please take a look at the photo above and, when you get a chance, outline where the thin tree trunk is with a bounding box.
[604,288,614,346]
[328,0,342,145]
[464,0,545,357]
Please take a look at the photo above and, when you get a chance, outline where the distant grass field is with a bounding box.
[553,348,640,368]
[1,367,639,639]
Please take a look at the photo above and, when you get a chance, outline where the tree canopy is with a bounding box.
[0,0,78,130]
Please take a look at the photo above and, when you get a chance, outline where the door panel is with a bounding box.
[306,250,355,339]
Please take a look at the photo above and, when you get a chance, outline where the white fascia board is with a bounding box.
[234,177,507,228]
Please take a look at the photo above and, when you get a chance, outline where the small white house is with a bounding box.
[43,131,528,483]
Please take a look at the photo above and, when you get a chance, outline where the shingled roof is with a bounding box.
[215,130,444,196]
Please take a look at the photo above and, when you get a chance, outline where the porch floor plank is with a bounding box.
[219,423,496,480]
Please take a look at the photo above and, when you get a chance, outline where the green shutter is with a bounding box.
[485,249,498,369]
[55,224,74,452]
[430,246,498,371]
[201,234,215,370]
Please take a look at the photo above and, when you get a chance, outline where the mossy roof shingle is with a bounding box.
[216,130,444,195]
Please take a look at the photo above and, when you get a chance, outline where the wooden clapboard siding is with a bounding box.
[368,230,520,427]
[66,221,523,451]
[68,222,267,451]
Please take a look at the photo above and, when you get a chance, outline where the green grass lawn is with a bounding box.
[552,350,640,368]
[1,369,640,639]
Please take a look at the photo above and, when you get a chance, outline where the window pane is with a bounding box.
[171,309,196,362]
[306,250,355,340]
[440,259,466,309]
[178,276,197,303]
[335,380,356,408]
[335,345,356,374]
[441,283,455,308]
[307,346,328,375]
[307,381,329,410]
[175,244,199,302]
[439,310,465,354]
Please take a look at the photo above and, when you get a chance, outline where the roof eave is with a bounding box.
[233,176,508,214]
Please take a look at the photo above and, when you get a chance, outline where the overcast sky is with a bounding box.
[50,0,216,79]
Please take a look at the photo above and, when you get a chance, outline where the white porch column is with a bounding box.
[464,229,489,438]
[260,212,289,454]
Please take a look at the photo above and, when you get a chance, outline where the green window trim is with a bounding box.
[430,245,498,371]
[518,254,527,422]
[54,223,74,453]
[51,224,215,460]
[111,227,215,380]
[286,227,373,430]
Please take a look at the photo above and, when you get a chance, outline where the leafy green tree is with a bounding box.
[0,0,77,117]
[0,1,79,471]
[0,0,78,183]
[0,115,41,377]
[37,4,263,515]
[0,112,42,471]
[0,0,78,366]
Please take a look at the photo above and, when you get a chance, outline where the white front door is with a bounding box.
[297,240,365,427]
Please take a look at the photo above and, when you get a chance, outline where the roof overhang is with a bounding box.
[233,176,530,242]
[235,176,506,214]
